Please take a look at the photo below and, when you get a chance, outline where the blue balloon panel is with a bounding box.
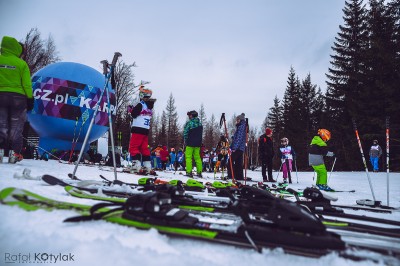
[27,62,116,154]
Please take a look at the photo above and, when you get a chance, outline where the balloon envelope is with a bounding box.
[27,62,116,155]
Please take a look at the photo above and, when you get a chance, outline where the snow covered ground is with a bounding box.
[0,159,399,266]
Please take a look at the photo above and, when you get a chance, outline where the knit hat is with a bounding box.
[265,127,273,135]
[236,113,245,121]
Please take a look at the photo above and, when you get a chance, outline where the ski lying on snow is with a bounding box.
[0,186,348,259]
[63,184,400,241]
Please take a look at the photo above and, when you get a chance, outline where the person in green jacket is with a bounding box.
[308,129,335,191]
[183,110,203,177]
[0,36,33,163]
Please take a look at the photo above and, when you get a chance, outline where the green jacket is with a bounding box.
[308,136,330,166]
[183,117,203,147]
[0,36,32,98]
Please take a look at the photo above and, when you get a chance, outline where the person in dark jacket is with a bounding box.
[228,113,247,180]
[0,36,33,163]
[258,127,275,182]
[183,110,203,177]
[308,129,335,191]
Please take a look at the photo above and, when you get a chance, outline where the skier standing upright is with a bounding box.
[183,110,203,177]
[308,129,335,191]
[279,137,296,184]
[0,36,33,163]
[258,127,275,182]
[228,113,247,181]
[369,139,382,172]
[128,85,156,174]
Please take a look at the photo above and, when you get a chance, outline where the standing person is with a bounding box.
[279,137,296,184]
[308,129,335,191]
[169,148,176,171]
[369,140,382,172]
[183,110,203,177]
[0,36,33,163]
[228,113,247,181]
[128,85,156,174]
[176,148,185,171]
[160,145,169,171]
[214,135,229,173]
[202,149,210,172]
[258,127,275,182]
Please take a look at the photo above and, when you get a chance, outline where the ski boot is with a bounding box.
[184,172,193,178]
[8,150,23,164]
[0,149,4,163]
[143,161,157,176]
[316,184,335,192]
[130,160,142,174]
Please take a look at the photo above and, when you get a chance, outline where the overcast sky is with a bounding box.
[0,0,345,129]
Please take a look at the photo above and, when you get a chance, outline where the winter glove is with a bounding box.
[326,151,335,157]
[127,105,133,113]
[281,159,285,163]
[27,98,34,111]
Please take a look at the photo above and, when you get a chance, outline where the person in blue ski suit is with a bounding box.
[369,140,382,172]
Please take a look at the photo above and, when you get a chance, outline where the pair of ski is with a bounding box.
[64,172,399,215]
[44,174,400,239]
[1,186,399,263]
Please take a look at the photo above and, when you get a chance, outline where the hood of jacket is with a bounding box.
[1,36,23,57]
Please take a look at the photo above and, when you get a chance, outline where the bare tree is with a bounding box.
[21,28,60,74]
[111,60,137,150]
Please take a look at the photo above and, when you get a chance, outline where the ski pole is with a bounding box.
[327,157,337,185]
[68,117,79,162]
[22,137,61,160]
[244,118,249,185]
[386,116,390,206]
[221,113,235,183]
[353,119,377,202]
[276,160,284,182]
[294,158,299,183]
[72,52,122,180]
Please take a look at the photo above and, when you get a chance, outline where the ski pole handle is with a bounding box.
[352,119,357,131]
[100,60,109,75]
[219,113,225,128]
[111,52,122,65]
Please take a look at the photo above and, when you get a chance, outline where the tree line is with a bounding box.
[20,0,399,171]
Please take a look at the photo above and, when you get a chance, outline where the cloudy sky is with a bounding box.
[1,0,345,129]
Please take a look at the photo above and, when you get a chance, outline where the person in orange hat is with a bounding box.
[308,129,335,191]
[258,127,275,182]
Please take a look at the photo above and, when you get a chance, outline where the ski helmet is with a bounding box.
[187,110,198,117]
[281,137,289,145]
[318,129,331,142]
[373,139,378,144]
[139,85,152,99]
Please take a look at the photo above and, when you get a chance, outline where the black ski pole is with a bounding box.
[244,118,249,185]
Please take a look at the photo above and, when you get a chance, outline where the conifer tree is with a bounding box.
[165,93,180,149]
[325,0,369,170]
